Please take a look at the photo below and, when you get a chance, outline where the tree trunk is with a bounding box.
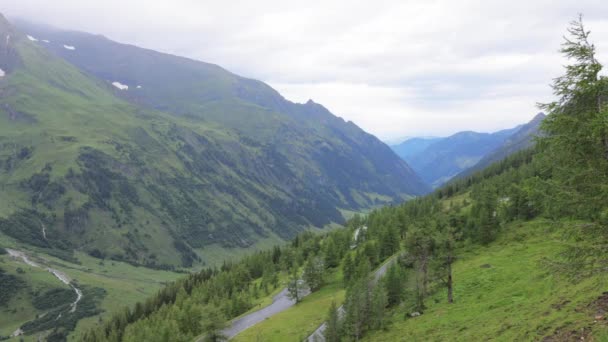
[421,255,428,295]
[447,257,453,304]
[603,136,608,161]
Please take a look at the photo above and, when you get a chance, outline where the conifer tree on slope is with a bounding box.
[539,15,608,275]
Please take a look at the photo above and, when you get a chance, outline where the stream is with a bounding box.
[6,249,83,336]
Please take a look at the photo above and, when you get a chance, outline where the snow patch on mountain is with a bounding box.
[63,44,76,50]
[27,34,38,42]
[0,68,5,77]
[42,39,50,43]
[112,81,129,90]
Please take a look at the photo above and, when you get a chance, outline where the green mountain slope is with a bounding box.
[0,15,427,270]
[15,19,428,201]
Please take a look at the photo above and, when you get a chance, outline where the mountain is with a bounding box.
[456,113,545,178]
[395,127,520,188]
[0,15,428,269]
[390,137,442,161]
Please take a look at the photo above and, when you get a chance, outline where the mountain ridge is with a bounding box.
[455,112,545,179]
[0,15,428,270]
[391,125,521,188]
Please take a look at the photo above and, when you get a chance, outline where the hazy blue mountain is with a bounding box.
[457,113,545,178]
[394,127,521,188]
[390,137,442,161]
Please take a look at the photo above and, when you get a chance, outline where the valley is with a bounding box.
[390,112,544,188]
[0,5,607,342]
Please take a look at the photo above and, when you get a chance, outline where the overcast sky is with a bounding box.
[3,0,608,141]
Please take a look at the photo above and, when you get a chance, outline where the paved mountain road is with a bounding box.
[220,283,311,340]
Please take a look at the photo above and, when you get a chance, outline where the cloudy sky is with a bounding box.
[3,0,608,141]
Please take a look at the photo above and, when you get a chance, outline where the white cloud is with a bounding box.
[3,0,608,140]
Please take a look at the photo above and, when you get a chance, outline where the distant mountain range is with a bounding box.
[390,114,545,188]
[457,113,545,178]
[0,15,427,268]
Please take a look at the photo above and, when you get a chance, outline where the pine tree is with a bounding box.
[343,254,354,287]
[404,226,435,310]
[324,238,340,268]
[343,278,370,341]
[287,267,303,303]
[323,301,341,342]
[539,14,608,217]
[433,225,459,304]
[201,306,227,342]
[384,263,404,307]
[538,15,608,275]
[370,284,388,330]
[303,256,325,291]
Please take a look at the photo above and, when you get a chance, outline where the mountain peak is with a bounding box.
[532,112,546,121]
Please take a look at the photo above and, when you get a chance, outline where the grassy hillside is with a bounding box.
[364,218,607,341]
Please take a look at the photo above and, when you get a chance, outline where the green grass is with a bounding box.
[233,270,346,342]
[363,219,608,341]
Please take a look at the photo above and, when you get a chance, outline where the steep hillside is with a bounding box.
[456,112,545,178]
[405,127,519,188]
[15,19,428,199]
[363,219,606,341]
[0,15,427,270]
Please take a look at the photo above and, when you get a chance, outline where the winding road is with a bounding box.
[207,226,398,341]
[6,248,83,336]
[221,283,311,340]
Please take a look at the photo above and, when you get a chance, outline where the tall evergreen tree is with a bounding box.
[303,256,325,292]
[323,301,342,342]
[538,15,608,274]
[287,267,303,304]
[384,263,404,307]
